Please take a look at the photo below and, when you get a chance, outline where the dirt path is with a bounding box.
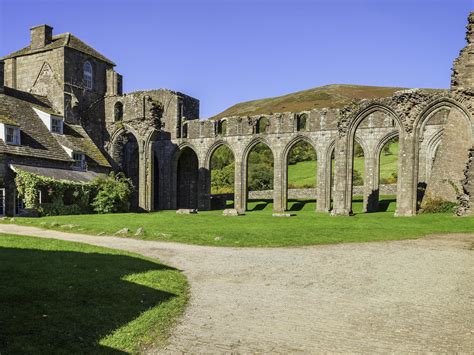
[1,224,473,353]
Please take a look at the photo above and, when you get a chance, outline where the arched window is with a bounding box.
[256,117,269,134]
[182,122,188,138]
[114,102,123,122]
[83,61,93,90]
[217,120,227,136]
[296,113,307,132]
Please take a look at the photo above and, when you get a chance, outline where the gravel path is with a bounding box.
[1,224,473,353]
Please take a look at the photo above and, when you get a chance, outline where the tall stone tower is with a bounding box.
[451,12,474,90]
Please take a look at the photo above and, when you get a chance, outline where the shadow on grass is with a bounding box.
[247,199,272,211]
[288,199,315,211]
[0,247,177,354]
[378,198,396,212]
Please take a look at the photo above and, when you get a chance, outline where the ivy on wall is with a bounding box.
[15,170,132,216]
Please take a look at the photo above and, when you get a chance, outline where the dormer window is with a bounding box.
[51,118,63,134]
[5,126,20,145]
[83,61,93,90]
[73,152,85,170]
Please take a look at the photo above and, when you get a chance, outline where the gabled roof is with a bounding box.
[2,33,115,66]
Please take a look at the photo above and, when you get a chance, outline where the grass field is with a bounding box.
[287,142,398,188]
[0,234,188,353]
[4,197,473,248]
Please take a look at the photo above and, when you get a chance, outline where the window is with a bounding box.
[114,102,123,121]
[73,152,85,170]
[5,126,20,145]
[296,113,307,132]
[182,123,188,138]
[217,120,227,136]
[256,117,269,134]
[83,61,93,90]
[51,118,63,134]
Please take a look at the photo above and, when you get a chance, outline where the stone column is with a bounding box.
[198,162,211,211]
[331,136,351,216]
[138,140,148,211]
[144,141,155,211]
[273,150,286,212]
[234,158,246,213]
[395,132,416,216]
[316,155,328,212]
[364,149,379,212]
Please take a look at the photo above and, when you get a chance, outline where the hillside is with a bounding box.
[211,84,408,119]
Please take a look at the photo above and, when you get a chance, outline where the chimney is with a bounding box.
[0,61,4,94]
[30,25,53,49]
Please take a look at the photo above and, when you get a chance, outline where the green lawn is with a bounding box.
[4,197,473,248]
[0,234,188,353]
[287,142,399,188]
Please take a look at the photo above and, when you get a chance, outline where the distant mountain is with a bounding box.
[210,84,411,119]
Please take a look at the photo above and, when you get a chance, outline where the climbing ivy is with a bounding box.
[14,170,132,216]
[15,169,92,216]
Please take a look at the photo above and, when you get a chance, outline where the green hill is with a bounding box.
[211,84,407,119]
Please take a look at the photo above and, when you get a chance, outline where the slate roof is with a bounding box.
[10,164,103,183]
[53,124,111,168]
[0,87,111,168]
[0,87,73,162]
[2,33,115,66]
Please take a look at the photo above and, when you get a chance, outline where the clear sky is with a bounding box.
[1,0,472,118]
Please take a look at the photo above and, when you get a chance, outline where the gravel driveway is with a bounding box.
[1,224,473,353]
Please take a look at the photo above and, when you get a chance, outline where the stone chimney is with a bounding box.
[451,12,474,90]
[30,25,53,49]
[0,60,4,94]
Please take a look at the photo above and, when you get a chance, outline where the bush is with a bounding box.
[420,198,457,214]
[91,172,133,214]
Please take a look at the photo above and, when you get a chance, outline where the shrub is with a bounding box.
[91,172,133,214]
[420,198,457,214]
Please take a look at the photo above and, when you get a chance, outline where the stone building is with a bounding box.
[1,13,473,217]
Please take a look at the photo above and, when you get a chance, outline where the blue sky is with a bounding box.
[1,0,472,118]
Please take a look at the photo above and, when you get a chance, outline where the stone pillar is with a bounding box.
[273,151,286,212]
[234,159,246,213]
[316,155,328,212]
[331,136,352,215]
[364,150,379,212]
[198,160,211,211]
[144,142,154,211]
[395,133,416,216]
[138,141,148,211]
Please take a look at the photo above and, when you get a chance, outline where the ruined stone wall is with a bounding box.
[422,107,473,204]
[451,13,474,90]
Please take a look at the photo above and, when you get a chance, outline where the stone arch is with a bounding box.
[281,135,317,210]
[204,140,236,170]
[172,143,200,209]
[241,137,274,211]
[110,128,141,210]
[413,99,473,209]
[369,130,400,212]
[332,103,403,216]
[205,140,236,209]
